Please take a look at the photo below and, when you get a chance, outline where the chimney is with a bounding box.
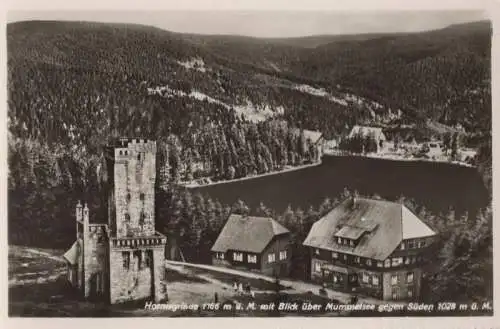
[351,191,359,209]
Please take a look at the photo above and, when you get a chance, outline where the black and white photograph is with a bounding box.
[4,1,496,323]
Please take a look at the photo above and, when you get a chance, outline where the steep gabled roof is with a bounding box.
[401,207,436,239]
[303,198,436,261]
[349,125,386,141]
[63,240,81,265]
[292,128,324,144]
[211,214,290,254]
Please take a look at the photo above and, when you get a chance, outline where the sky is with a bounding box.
[7,10,488,38]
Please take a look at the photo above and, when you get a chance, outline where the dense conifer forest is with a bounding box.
[7,19,492,304]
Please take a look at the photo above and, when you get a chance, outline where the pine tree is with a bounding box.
[232,199,250,216]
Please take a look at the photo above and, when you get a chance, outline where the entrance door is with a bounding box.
[348,273,359,291]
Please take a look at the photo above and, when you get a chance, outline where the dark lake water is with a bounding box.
[189,155,489,217]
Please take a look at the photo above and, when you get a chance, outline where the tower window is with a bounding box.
[126,193,131,202]
[137,154,141,160]
[125,151,128,155]
[125,213,130,221]
[119,151,123,155]
[140,193,145,201]
[139,212,146,225]
[134,251,142,270]
[122,252,130,269]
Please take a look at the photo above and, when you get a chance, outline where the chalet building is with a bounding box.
[348,125,387,152]
[63,138,167,304]
[211,214,292,276]
[303,196,437,301]
[292,128,325,161]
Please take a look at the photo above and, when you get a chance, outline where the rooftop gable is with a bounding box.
[63,240,81,265]
[303,197,435,260]
[402,206,436,239]
[292,128,323,144]
[349,125,386,141]
[211,214,290,254]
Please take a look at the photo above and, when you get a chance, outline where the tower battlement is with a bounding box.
[108,138,157,161]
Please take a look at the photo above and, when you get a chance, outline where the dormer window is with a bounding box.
[349,240,354,247]
[315,249,320,255]
[400,243,405,250]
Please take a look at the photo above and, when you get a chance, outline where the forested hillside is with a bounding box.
[7,19,492,250]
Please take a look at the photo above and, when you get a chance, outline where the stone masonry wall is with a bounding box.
[83,224,108,298]
[113,140,156,239]
[109,247,155,304]
[152,247,167,302]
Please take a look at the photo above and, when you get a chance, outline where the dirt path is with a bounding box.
[165,260,386,304]
[166,263,279,295]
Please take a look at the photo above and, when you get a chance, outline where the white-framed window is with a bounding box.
[377,261,383,268]
[315,248,320,255]
[314,262,322,273]
[384,259,391,268]
[332,252,338,259]
[343,254,347,260]
[418,240,426,248]
[400,242,405,250]
[372,275,379,286]
[355,257,360,263]
[408,289,413,298]
[349,240,354,247]
[268,253,276,263]
[366,259,372,266]
[404,257,410,265]
[392,257,403,267]
[233,252,243,262]
[391,274,398,285]
[408,240,415,249]
[248,255,257,263]
[337,237,342,244]
[362,273,369,283]
[279,250,287,260]
[333,275,338,283]
[407,272,414,284]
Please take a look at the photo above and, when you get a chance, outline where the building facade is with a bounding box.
[348,125,387,153]
[303,196,437,301]
[211,214,292,277]
[63,138,167,304]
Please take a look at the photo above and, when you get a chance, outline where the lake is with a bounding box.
[189,155,489,217]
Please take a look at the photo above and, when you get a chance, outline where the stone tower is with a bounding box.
[64,138,167,304]
[106,138,167,304]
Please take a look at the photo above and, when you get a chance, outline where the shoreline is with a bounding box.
[179,151,475,189]
[180,160,322,189]
[324,151,476,168]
